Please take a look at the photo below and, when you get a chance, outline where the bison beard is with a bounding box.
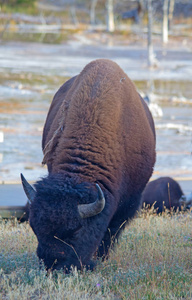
[21,59,156,272]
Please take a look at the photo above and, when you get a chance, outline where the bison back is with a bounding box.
[42,59,156,207]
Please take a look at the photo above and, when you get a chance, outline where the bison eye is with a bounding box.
[70,225,82,239]
[68,224,82,237]
[56,225,82,241]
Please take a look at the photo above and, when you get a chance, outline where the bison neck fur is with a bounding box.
[28,59,156,272]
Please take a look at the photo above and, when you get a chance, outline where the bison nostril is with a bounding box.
[58,251,65,255]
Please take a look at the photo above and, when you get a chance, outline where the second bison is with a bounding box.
[141,176,190,213]
[21,59,156,272]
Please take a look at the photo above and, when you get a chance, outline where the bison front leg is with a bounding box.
[96,195,141,260]
[96,220,127,260]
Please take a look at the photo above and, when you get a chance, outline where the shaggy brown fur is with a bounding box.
[42,59,155,189]
[27,59,156,271]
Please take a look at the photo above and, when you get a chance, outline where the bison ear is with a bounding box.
[78,184,105,218]
[20,173,36,204]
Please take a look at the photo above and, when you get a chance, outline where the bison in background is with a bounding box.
[141,176,192,213]
[21,59,156,272]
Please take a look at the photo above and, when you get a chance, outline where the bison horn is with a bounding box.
[78,184,105,218]
[20,173,36,204]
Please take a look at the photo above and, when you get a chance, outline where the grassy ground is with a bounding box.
[0,210,192,299]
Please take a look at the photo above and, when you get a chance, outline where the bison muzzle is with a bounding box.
[21,59,156,272]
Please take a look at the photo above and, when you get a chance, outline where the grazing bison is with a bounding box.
[21,59,156,272]
[141,176,186,213]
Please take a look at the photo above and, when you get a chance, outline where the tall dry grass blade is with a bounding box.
[54,235,83,270]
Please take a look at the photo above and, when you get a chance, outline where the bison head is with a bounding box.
[21,173,105,272]
[179,193,192,210]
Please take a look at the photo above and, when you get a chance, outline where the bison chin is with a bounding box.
[47,259,96,273]
[37,240,96,273]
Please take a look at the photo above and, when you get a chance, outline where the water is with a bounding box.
[1,41,192,183]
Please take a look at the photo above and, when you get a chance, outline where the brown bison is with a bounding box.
[21,59,156,272]
[141,176,190,212]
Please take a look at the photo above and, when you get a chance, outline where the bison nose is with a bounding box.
[179,195,186,203]
[50,260,74,273]
[43,258,65,272]
[51,263,70,273]
[58,251,65,255]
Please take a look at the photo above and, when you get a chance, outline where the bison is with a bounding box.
[141,176,190,213]
[21,59,156,272]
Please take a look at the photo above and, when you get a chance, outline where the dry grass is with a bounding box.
[0,210,192,299]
